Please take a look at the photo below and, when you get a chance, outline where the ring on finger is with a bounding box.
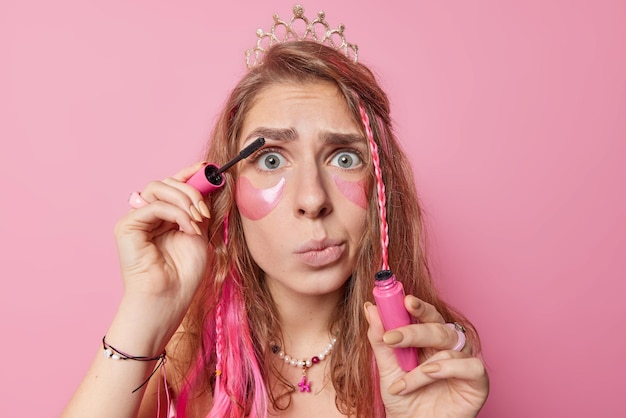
[129,191,149,209]
[445,322,466,351]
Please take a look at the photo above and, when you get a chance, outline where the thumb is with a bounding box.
[364,302,404,378]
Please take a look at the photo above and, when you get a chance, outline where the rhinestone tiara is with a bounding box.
[245,4,359,69]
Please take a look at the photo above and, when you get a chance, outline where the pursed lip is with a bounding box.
[294,239,345,267]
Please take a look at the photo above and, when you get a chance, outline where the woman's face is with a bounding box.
[235,81,369,299]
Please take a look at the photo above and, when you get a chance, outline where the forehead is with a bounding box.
[255,79,345,103]
[240,81,358,136]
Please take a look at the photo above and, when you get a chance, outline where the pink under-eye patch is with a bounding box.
[333,175,367,209]
[235,176,286,220]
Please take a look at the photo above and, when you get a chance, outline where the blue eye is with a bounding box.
[331,151,362,169]
[257,152,285,170]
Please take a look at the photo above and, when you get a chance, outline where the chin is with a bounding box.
[266,268,353,298]
[295,269,352,296]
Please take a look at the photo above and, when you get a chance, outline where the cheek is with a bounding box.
[333,176,367,210]
[235,176,286,220]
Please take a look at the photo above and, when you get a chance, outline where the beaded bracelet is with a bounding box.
[102,336,167,393]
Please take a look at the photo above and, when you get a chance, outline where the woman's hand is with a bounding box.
[113,162,212,336]
[61,162,214,418]
[365,296,489,418]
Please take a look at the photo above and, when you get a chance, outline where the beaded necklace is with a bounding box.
[270,336,337,393]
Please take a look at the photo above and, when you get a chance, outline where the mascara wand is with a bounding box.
[209,137,266,183]
[186,137,266,195]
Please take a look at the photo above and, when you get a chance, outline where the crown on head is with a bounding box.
[245,4,358,69]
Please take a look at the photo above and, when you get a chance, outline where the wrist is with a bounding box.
[106,295,185,355]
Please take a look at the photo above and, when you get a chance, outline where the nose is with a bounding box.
[292,163,332,218]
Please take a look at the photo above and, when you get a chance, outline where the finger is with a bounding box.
[121,200,203,237]
[422,356,486,384]
[387,350,459,394]
[404,295,445,324]
[393,354,488,396]
[148,161,213,218]
[364,302,405,378]
[162,177,211,220]
[383,322,461,351]
[136,180,205,222]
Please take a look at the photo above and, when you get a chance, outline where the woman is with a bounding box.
[63,6,488,418]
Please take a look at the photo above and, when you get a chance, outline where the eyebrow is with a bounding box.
[243,128,365,147]
[243,128,297,145]
[321,132,366,147]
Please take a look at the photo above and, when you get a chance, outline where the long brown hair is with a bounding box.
[174,41,479,417]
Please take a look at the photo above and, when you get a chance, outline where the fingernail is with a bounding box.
[191,222,202,236]
[410,297,421,310]
[388,379,406,395]
[383,331,404,345]
[190,205,203,222]
[198,200,211,218]
[421,363,441,374]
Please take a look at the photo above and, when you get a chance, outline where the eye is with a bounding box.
[331,151,363,169]
[256,151,285,171]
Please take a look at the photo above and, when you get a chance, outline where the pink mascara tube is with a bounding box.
[373,269,419,371]
[186,137,265,195]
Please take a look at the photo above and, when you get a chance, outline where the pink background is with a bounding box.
[1,1,624,416]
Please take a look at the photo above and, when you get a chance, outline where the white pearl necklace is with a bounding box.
[270,336,337,393]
